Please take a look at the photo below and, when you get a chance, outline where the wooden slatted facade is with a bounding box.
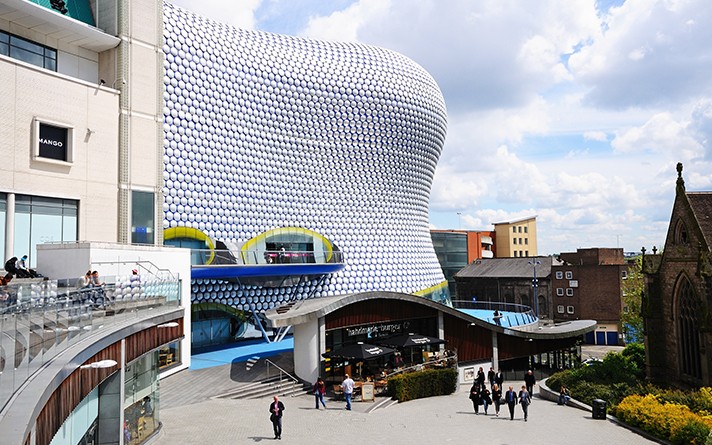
[443,313,492,362]
[34,317,183,445]
[325,299,433,330]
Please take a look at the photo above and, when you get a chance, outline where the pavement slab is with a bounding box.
[153,380,658,445]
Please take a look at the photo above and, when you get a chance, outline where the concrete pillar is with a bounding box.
[491,331,499,371]
[5,193,14,260]
[294,321,319,383]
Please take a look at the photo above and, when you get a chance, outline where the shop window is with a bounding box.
[14,194,77,267]
[567,306,575,314]
[565,271,573,279]
[124,352,160,444]
[557,305,564,314]
[566,288,574,296]
[159,342,181,370]
[0,30,57,71]
[132,191,155,244]
[33,118,74,164]
[557,288,564,296]
[556,271,563,279]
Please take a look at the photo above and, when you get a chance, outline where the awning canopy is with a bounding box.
[375,333,446,348]
[322,342,395,360]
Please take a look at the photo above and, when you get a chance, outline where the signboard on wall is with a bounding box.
[38,123,68,161]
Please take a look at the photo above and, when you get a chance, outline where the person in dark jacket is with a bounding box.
[487,367,496,390]
[519,385,532,421]
[476,367,485,389]
[495,369,504,388]
[269,395,285,440]
[481,386,493,415]
[524,370,536,396]
[469,382,481,414]
[505,386,518,420]
[492,384,503,417]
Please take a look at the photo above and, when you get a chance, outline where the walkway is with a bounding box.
[155,371,657,444]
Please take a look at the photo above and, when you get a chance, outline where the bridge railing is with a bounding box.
[191,249,345,266]
[0,273,180,411]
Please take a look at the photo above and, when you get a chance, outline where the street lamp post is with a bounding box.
[528,260,541,319]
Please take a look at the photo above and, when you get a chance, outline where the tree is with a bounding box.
[621,256,644,345]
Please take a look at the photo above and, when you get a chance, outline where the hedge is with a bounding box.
[387,368,458,402]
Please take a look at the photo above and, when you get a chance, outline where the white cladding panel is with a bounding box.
[162,3,449,309]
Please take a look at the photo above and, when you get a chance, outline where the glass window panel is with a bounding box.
[32,205,63,215]
[10,36,44,54]
[45,47,56,58]
[0,32,8,44]
[16,195,32,204]
[30,213,62,267]
[44,57,56,71]
[0,42,8,57]
[131,191,155,244]
[63,214,77,242]
[10,46,44,67]
[13,212,31,260]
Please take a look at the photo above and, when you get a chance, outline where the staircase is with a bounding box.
[215,375,312,400]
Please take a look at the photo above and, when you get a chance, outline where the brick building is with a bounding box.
[552,248,629,345]
[643,163,712,386]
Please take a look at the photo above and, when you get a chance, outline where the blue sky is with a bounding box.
[168,0,712,255]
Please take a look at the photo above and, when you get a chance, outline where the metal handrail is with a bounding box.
[265,359,300,394]
[190,249,345,266]
[384,354,458,379]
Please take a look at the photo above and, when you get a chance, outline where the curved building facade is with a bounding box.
[161,3,449,319]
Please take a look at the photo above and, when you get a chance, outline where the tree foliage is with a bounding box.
[621,256,645,344]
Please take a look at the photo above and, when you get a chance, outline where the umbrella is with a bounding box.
[322,342,395,360]
[375,333,447,348]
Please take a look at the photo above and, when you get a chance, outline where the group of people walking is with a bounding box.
[469,367,535,421]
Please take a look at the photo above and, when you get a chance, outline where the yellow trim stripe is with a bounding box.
[241,226,334,261]
[163,227,216,265]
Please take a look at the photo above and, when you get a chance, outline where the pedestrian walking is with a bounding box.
[481,386,492,415]
[495,369,504,388]
[469,382,481,414]
[492,384,503,417]
[269,395,285,440]
[524,370,536,396]
[519,385,531,421]
[313,376,327,409]
[487,367,496,391]
[476,367,485,389]
[505,386,518,420]
[342,374,355,410]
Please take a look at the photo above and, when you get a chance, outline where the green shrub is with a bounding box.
[672,419,710,445]
[387,368,457,402]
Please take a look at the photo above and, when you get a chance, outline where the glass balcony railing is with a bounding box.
[452,300,537,328]
[0,273,180,412]
[190,249,345,266]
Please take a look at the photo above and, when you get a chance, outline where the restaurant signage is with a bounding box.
[346,321,410,337]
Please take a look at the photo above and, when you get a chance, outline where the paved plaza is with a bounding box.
[154,376,657,445]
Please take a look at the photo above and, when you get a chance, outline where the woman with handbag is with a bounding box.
[469,382,481,414]
[314,376,327,409]
[492,384,503,417]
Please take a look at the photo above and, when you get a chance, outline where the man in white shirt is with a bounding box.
[342,374,355,410]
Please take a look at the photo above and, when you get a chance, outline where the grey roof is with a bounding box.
[264,290,596,340]
[455,256,562,279]
[687,192,712,249]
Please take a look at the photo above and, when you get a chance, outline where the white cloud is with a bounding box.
[611,112,704,162]
[583,131,608,142]
[569,0,712,108]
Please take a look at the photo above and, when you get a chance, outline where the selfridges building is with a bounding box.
[162,3,449,342]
